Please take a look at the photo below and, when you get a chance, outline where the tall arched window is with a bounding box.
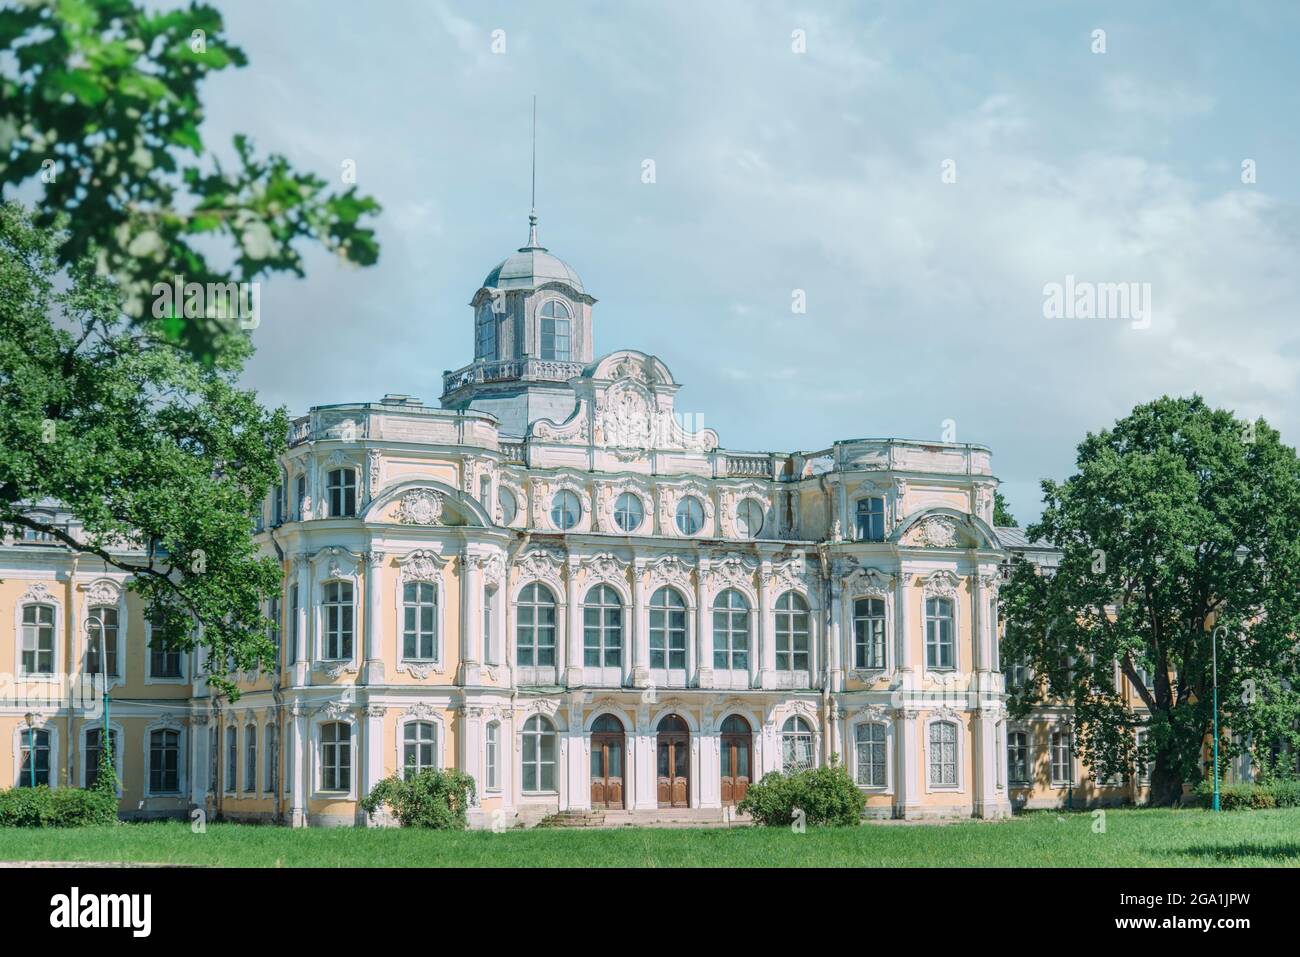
[855,723,886,787]
[775,592,809,672]
[516,583,557,667]
[712,589,749,671]
[539,300,571,360]
[781,717,814,772]
[244,723,258,792]
[402,581,437,661]
[476,306,497,360]
[925,597,954,670]
[403,721,437,777]
[649,587,687,670]
[225,726,237,793]
[326,468,357,517]
[295,473,308,519]
[853,597,886,670]
[583,585,622,667]
[265,723,278,795]
[928,721,958,787]
[320,721,351,791]
[20,603,55,675]
[485,721,500,791]
[18,728,50,787]
[521,715,556,792]
[86,605,119,676]
[323,581,354,660]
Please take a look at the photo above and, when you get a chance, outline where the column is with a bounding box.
[895,708,919,819]
[695,557,712,688]
[293,557,310,685]
[190,715,209,809]
[360,704,385,825]
[971,570,985,673]
[459,705,484,811]
[564,556,581,687]
[759,559,776,688]
[631,561,649,688]
[564,697,589,811]
[363,550,385,683]
[290,703,306,827]
[460,548,482,685]
[828,579,844,692]
[972,707,1005,819]
[896,570,913,683]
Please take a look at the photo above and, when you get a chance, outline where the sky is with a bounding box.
[193,0,1300,524]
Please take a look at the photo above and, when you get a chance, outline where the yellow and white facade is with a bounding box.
[1,215,1041,825]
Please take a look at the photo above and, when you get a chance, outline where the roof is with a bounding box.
[482,213,584,292]
[995,525,1055,551]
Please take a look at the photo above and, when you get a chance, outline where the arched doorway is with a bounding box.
[656,714,690,808]
[590,714,625,809]
[719,714,752,805]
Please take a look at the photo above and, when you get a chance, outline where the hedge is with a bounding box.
[736,762,866,827]
[0,785,119,827]
[1195,780,1300,810]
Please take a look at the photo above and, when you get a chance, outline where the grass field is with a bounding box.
[1,807,1298,867]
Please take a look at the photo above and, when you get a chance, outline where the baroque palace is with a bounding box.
[0,213,1159,826]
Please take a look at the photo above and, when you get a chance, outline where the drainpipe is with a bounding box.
[817,543,833,766]
[65,554,79,789]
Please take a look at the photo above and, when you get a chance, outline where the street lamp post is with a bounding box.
[88,614,112,779]
[1212,624,1225,813]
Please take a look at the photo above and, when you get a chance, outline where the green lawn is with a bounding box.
[1,807,1297,867]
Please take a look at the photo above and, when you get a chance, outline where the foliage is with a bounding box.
[1195,780,1300,811]
[0,201,286,696]
[993,490,1018,527]
[89,744,118,800]
[0,785,119,827]
[360,768,478,830]
[0,0,380,361]
[1001,396,1300,806]
[736,761,865,827]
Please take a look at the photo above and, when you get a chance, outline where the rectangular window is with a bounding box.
[855,497,885,542]
[226,727,237,793]
[650,608,687,669]
[295,474,307,520]
[482,588,495,664]
[86,606,119,676]
[855,724,886,788]
[85,728,120,790]
[485,723,499,791]
[267,597,281,668]
[266,724,278,795]
[925,598,954,670]
[18,729,50,787]
[928,722,958,787]
[1136,729,1152,785]
[327,468,357,518]
[853,598,886,669]
[148,611,184,679]
[151,729,181,793]
[288,584,299,665]
[21,604,55,674]
[402,582,437,660]
[1050,731,1073,786]
[245,725,258,792]
[324,581,354,660]
[1007,731,1029,784]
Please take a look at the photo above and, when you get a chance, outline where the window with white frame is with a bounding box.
[1050,730,1073,786]
[1135,729,1152,785]
[323,581,354,660]
[650,587,687,669]
[712,589,749,671]
[244,724,257,792]
[208,726,217,793]
[267,596,281,668]
[402,721,437,777]
[925,597,955,670]
[855,497,885,542]
[402,581,437,661]
[539,300,570,360]
[516,583,557,667]
[288,584,299,666]
[476,306,497,359]
[1007,730,1030,784]
[326,468,357,517]
[1006,658,1028,689]
[320,721,351,791]
[550,489,581,530]
[781,717,814,772]
[735,498,764,538]
[85,727,120,790]
[775,592,809,672]
[225,726,237,792]
[855,723,887,787]
[583,585,622,667]
[20,603,55,675]
[485,721,500,791]
[18,728,50,787]
[86,605,119,676]
[150,728,181,793]
[853,597,886,670]
[148,609,184,679]
[265,723,278,795]
[483,585,496,664]
[295,474,307,520]
[928,721,958,787]
[521,715,556,792]
[613,492,644,532]
[498,487,517,525]
[675,495,704,535]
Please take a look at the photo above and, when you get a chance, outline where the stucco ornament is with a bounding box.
[907,515,959,548]
[398,489,444,525]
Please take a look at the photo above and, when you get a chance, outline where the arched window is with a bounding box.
[244,723,258,792]
[320,722,351,792]
[265,723,278,794]
[403,721,437,777]
[855,723,886,787]
[853,597,886,670]
[323,581,354,660]
[550,489,581,530]
[1008,730,1029,784]
[735,498,764,538]
[583,585,622,667]
[485,721,500,791]
[18,728,50,787]
[720,714,751,735]
[521,715,556,792]
[86,606,119,676]
[712,589,749,671]
[649,587,687,670]
[925,597,954,670]
[326,468,357,517]
[855,497,885,541]
[295,473,308,520]
[781,717,814,772]
[613,492,644,532]
[85,727,120,790]
[928,721,958,787]
[539,300,571,360]
[775,592,809,671]
[402,581,437,661]
[150,728,181,793]
[592,714,624,734]
[476,306,497,360]
[225,726,237,793]
[516,583,557,667]
[675,496,704,535]
[20,603,55,675]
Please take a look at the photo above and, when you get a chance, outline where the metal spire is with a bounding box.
[525,95,540,249]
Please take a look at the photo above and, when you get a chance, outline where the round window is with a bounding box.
[675,495,705,535]
[550,489,581,530]
[736,498,764,538]
[613,492,643,532]
[497,487,517,526]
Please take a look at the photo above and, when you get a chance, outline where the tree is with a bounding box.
[0,0,380,361]
[0,201,284,697]
[1000,396,1300,805]
[993,490,1018,527]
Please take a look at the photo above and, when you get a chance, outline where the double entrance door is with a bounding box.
[590,715,625,809]
[656,715,690,807]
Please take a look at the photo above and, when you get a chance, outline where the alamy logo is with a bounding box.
[49,887,151,937]
[1042,275,1151,330]
[151,274,261,329]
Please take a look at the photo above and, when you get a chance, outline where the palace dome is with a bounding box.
[482,212,584,293]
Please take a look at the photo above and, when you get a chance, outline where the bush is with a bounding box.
[0,785,119,827]
[737,761,865,827]
[360,768,477,829]
[1195,780,1300,810]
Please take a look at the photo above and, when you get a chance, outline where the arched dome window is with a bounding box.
[539,300,571,361]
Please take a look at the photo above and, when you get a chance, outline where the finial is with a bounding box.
[526,208,540,249]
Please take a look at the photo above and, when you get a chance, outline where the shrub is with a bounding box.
[0,785,118,827]
[1195,780,1300,810]
[737,761,865,827]
[360,768,477,829]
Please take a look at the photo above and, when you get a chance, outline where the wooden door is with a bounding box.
[590,734,625,809]
[657,733,689,807]
[720,733,751,805]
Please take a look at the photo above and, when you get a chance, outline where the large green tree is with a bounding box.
[0,201,284,696]
[1001,396,1300,805]
[0,0,380,360]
